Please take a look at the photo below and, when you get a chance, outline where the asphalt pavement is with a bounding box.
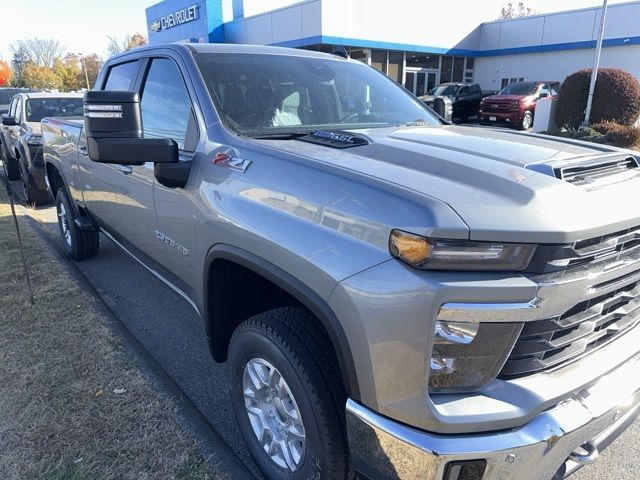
[6,177,640,480]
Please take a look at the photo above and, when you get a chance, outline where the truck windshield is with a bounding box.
[498,83,539,95]
[26,98,84,122]
[427,85,460,97]
[194,53,440,137]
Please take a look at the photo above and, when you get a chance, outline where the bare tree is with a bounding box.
[499,2,536,19]
[107,33,148,57]
[9,38,65,68]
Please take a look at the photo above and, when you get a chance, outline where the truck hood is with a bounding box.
[254,125,640,243]
[482,94,527,102]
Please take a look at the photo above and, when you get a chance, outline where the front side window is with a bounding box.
[104,61,139,91]
[140,58,195,150]
[195,53,440,137]
[25,98,84,122]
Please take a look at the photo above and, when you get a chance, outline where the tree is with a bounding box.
[555,68,640,128]
[80,54,103,89]
[53,54,83,91]
[22,62,62,90]
[107,33,148,56]
[10,45,30,87]
[10,38,65,68]
[0,61,12,87]
[498,2,536,19]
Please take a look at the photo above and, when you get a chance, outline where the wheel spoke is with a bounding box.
[247,361,269,391]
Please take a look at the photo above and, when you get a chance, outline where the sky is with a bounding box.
[0,0,631,63]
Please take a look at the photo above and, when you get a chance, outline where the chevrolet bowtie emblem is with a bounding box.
[150,20,162,32]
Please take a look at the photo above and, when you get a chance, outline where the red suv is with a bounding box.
[479,81,560,130]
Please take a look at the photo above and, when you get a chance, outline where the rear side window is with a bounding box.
[103,61,139,91]
[140,58,196,151]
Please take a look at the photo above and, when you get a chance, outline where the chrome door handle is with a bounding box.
[79,145,89,156]
[118,165,133,175]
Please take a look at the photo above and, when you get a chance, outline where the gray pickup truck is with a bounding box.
[41,43,640,480]
[1,92,83,204]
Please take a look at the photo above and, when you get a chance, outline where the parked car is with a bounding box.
[0,87,34,115]
[420,82,497,121]
[0,92,83,204]
[43,43,640,480]
[479,81,561,130]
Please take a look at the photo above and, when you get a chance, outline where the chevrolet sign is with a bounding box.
[150,4,198,33]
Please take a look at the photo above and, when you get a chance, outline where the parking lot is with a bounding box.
[1,168,638,480]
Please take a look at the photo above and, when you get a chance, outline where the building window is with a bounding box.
[348,49,367,63]
[501,77,526,88]
[371,50,387,74]
[404,71,415,91]
[465,57,475,70]
[452,56,465,83]
[405,54,439,70]
[388,51,403,83]
[440,56,453,83]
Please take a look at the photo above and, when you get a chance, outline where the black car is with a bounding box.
[420,82,497,121]
[0,87,35,115]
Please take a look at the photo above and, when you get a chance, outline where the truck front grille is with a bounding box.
[500,279,640,377]
[481,101,513,114]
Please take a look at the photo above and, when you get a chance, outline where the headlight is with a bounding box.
[389,230,536,271]
[429,320,523,393]
[26,135,42,145]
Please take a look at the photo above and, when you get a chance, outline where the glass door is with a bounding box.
[405,69,439,96]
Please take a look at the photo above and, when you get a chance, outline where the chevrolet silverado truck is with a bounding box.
[41,43,640,480]
[479,81,561,130]
[1,92,83,204]
[420,83,496,121]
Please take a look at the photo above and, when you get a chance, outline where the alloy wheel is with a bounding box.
[57,201,72,247]
[242,358,306,471]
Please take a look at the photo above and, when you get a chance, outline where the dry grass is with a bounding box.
[0,187,227,480]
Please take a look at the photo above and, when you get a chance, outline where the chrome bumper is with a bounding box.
[346,353,640,480]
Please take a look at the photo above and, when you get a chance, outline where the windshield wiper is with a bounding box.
[249,132,310,140]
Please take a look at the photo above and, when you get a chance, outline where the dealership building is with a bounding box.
[145,0,640,95]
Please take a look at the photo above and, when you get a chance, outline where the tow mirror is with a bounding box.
[83,90,189,188]
[1,114,18,126]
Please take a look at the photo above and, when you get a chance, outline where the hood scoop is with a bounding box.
[554,155,639,187]
[297,130,370,149]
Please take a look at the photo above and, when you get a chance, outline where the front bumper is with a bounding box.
[346,352,640,480]
[479,111,521,125]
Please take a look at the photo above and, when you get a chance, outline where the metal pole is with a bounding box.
[77,53,90,90]
[583,0,608,126]
[82,58,90,90]
[2,171,35,305]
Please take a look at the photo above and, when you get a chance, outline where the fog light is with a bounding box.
[444,460,487,480]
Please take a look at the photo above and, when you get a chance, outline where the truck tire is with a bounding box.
[19,161,51,206]
[228,307,350,480]
[1,144,19,180]
[519,111,533,130]
[55,188,99,260]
